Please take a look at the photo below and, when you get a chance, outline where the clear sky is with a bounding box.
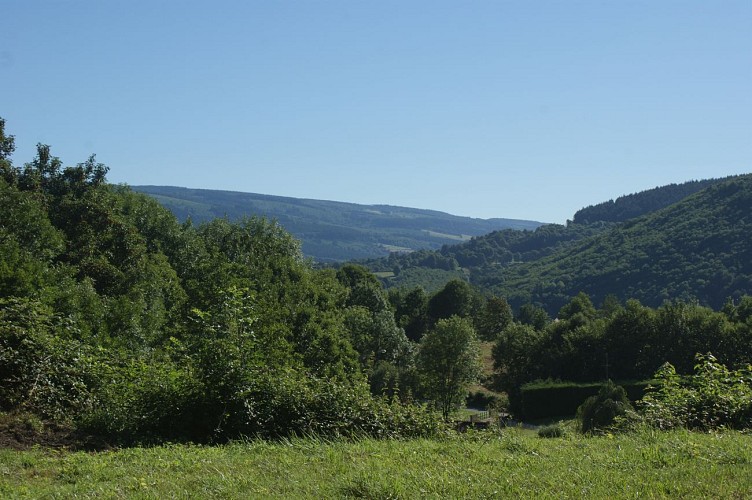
[3,1,751,223]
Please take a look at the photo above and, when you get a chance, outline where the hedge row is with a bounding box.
[519,380,654,420]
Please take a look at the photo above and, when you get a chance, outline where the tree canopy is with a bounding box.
[0,118,443,443]
[417,316,481,420]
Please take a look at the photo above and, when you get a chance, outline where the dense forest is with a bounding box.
[492,293,752,414]
[362,175,751,314]
[571,178,724,224]
[2,118,751,447]
[380,276,752,411]
[494,176,752,312]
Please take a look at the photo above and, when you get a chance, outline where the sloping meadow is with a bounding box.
[1,428,750,498]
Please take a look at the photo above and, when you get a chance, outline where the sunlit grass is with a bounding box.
[1,427,750,498]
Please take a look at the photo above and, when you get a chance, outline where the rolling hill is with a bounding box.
[494,174,752,312]
[132,185,544,262]
[362,175,751,312]
[572,178,722,224]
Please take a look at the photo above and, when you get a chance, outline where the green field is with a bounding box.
[2,428,750,498]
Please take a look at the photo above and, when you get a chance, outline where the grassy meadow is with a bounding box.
[1,427,751,498]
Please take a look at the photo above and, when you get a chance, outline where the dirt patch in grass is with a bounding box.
[0,413,111,451]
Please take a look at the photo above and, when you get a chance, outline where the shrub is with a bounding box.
[519,380,650,420]
[466,390,498,409]
[80,355,203,444]
[0,298,95,421]
[81,362,446,445]
[538,423,566,438]
[228,372,446,441]
[576,380,633,433]
[639,353,752,430]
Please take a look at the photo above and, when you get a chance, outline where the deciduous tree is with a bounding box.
[417,316,481,420]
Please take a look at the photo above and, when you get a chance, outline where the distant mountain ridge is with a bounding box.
[132,185,544,262]
[572,178,723,224]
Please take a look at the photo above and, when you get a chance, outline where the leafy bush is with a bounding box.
[0,298,95,421]
[639,353,752,430]
[81,361,445,445]
[80,355,203,444]
[537,423,566,438]
[466,390,498,409]
[221,372,445,441]
[576,381,633,433]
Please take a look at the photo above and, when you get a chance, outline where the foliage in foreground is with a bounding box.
[81,368,444,443]
[0,120,446,444]
[1,429,750,498]
[639,353,752,431]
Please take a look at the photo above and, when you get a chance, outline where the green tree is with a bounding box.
[599,294,623,319]
[417,316,481,420]
[19,143,63,192]
[390,286,429,342]
[336,263,382,292]
[516,303,550,331]
[558,292,597,323]
[477,296,513,341]
[0,180,65,297]
[337,264,411,395]
[492,322,547,413]
[603,299,657,379]
[0,117,16,184]
[427,279,477,324]
[557,319,608,381]
[650,301,735,374]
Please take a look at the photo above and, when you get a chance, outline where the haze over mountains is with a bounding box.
[134,175,752,315]
[132,186,544,262]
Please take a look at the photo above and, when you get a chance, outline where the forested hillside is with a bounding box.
[492,175,752,312]
[133,185,543,262]
[363,176,749,313]
[572,178,725,224]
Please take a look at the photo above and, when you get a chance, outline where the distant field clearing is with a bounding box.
[422,230,472,241]
[379,244,413,253]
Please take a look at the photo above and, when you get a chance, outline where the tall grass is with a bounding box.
[1,427,750,498]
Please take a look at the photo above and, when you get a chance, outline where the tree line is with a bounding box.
[361,174,752,317]
[383,275,752,415]
[0,118,484,443]
[2,117,750,443]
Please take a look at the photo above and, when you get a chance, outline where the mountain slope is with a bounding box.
[361,175,750,312]
[132,186,544,262]
[572,178,723,224]
[492,175,752,312]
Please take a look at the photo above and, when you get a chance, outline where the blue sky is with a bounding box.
[3,1,750,223]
